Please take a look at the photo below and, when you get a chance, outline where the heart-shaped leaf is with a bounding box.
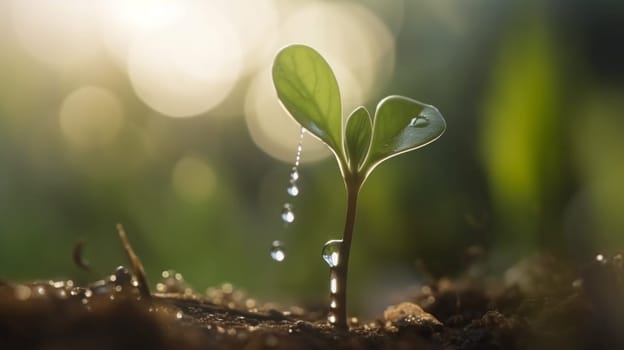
[272,45,343,156]
[364,96,446,177]
[345,107,372,173]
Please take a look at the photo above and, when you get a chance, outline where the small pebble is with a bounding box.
[383,302,443,331]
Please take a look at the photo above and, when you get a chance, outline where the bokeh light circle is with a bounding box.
[59,86,124,150]
[127,3,243,118]
[172,155,217,202]
[278,2,396,104]
[10,0,99,68]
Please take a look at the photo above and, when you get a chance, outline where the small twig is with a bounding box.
[163,296,291,322]
[72,239,91,272]
[116,223,151,299]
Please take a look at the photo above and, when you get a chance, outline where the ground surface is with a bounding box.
[1,252,622,350]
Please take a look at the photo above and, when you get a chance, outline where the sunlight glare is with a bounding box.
[126,1,243,118]
[278,2,395,101]
[97,0,187,64]
[172,155,217,202]
[10,0,99,68]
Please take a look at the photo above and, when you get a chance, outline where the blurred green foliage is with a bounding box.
[1,0,623,317]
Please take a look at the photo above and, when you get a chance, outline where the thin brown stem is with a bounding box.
[332,179,360,329]
[116,223,151,299]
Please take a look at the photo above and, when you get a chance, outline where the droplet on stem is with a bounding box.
[330,273,338,294]
[322,240,342,268]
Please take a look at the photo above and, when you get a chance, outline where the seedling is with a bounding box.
[272,44,446,329]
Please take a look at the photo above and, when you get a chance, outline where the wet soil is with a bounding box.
[1,252,623,350]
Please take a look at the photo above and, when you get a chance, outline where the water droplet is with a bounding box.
[281,203,295,223]
[176,311,183,319]
[322,240,342,267]
[50,280,65,289]
[327,312,337,324]
[290,167,299,182]
[330,275,338,294]
[287,182,299,197]
[596,253,606,264]
[113,266,132,286]
[294,127,305,167]
[270,240,286,262]
[14,285,31,301]
[409,116,429,128]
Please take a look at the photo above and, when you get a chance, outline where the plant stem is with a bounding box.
[333,180,360,330]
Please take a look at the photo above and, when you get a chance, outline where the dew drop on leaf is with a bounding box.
[409,116,429,128]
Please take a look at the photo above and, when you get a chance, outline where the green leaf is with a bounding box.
[272,45,343,155]
[345,107,372,173]
[364,96,446,176]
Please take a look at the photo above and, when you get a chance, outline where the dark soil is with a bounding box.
[1,228,623,349]
[1,253,623,350]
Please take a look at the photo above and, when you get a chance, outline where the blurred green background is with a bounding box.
[1,0,623,316]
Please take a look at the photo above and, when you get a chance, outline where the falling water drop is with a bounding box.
[322,240,342,268]
[286,128,304,198]
[270,240,286,262]
[293,127,305,167]
[287,181,299,197]
[409,115,429,128]
[281,203,295,223]
[290,167,299,181]
[279,127,305,222]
